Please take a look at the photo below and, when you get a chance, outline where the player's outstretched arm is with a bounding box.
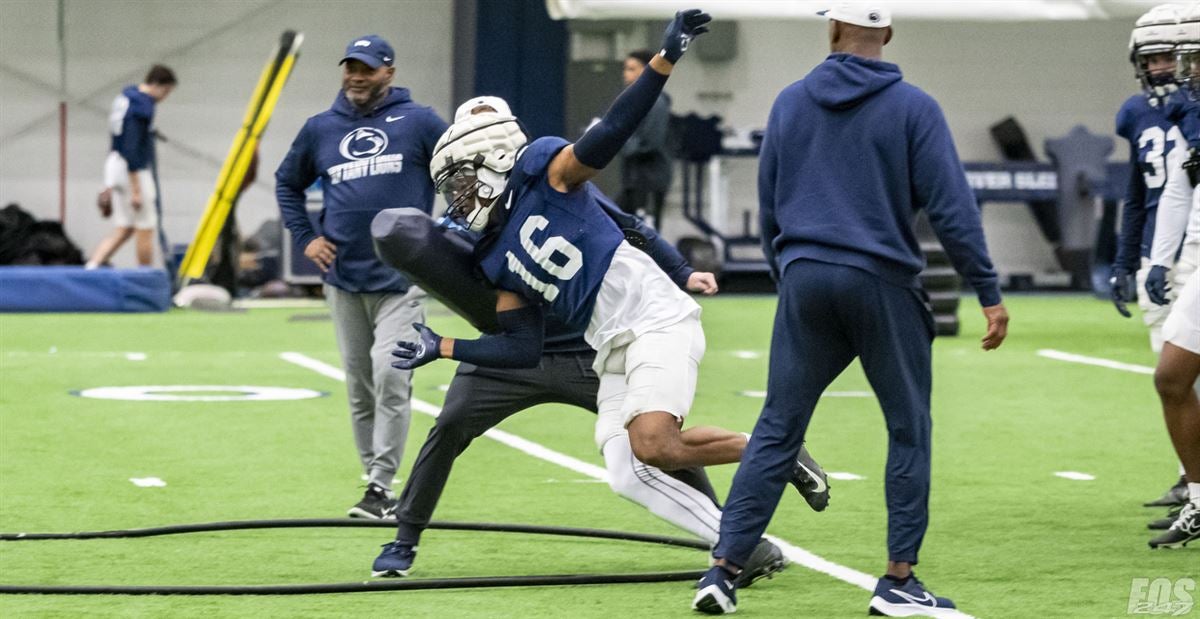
[391,291,545,371]
[547,9,711,192]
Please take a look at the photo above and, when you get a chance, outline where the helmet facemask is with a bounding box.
[1177,45,1200,101]
[1136,46,1180,101]
[435,156,509,232]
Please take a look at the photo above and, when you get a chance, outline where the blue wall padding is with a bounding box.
[0,267,171,313]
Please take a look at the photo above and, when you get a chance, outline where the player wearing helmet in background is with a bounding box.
[1145,3,1200,548]
[1112,3,1194,510]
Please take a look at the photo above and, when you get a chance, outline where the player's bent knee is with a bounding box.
[1155,366,1194,404]
[627,411,688,469]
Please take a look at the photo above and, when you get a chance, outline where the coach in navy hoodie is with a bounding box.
[275,35,448,519]
[703,5,1009,617]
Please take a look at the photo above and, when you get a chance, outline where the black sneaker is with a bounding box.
[789,443,830,512]
[1144,476,1189,507]
[1148,504,1184,530]
[1149,502,1200,549]
[347,483,395,519]
[734,539,788,588]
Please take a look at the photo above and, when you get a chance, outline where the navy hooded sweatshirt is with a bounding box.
[759,53,1001,307]
[276,87,448,293]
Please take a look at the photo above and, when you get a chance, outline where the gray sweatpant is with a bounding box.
[324,284,426,491]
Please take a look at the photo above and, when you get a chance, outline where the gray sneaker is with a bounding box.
[735,539,789,588]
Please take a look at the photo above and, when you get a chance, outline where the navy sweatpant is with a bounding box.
[715,259,936,566]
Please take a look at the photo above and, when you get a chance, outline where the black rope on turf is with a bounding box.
[0,519,709,595]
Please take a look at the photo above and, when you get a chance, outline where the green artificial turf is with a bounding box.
[0,294,1194,618]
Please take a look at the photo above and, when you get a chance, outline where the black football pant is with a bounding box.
[393,351,720,546]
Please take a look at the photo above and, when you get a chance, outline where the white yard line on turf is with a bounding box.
[1036,349,1154,375]
[279,351,976,618]
[1054,472,1096,481]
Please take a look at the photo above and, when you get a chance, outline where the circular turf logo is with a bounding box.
[73,385,327,402]
[339,127,388,160]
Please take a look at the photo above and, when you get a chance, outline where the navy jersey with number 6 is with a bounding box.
[477,137,625,333]
[1115,94,1186,269]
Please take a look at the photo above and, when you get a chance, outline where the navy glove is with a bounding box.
[1109,267,1136,318]
[659,9,712,63]
[391,323,443,370]
[1145,265,1171,306]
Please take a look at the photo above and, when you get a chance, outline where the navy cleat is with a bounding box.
[348,483,396,520]
[868,574,958,617]
[1149,502,1200,549]
[371,541,417,577]
[790,443,830,512]
[692,565,738,614]
[735,539,788,588]
[1144,476,1189,507]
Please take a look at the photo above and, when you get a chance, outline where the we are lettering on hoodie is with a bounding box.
[758,53,1001,307]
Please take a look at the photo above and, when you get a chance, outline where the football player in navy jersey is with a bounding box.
[1146,8,1200,545]
[370,94,835,581]
[1113,4,1194,509]
[389,9,819,514]
[86,65,177,269]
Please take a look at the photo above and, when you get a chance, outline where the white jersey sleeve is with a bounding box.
[1151,144,1196,267]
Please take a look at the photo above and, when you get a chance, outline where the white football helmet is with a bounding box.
[1130,4,1188,100]
[430,111,528,232]
[1176,3,1200,100]
[454,96,513,122]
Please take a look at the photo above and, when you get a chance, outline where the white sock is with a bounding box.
[84,261,99,270]
[601,435,722,544]
[1182,463,1188,476]
[1188,482,1200,507]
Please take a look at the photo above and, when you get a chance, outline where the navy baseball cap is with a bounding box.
[340,35,394,69]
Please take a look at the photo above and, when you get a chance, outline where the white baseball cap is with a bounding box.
[818,2,892,28]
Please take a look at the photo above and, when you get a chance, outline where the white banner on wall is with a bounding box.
[546,0,1163,22]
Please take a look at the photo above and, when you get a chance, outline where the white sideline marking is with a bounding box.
[126,352,147,361]
[1036,349,1154,375]
[438,384,450,392]
[828,472,866,481]
[740,390,768,398]
[1054,471,1096,481]
[732,350,762,359]
[279,351,977,617]
[130,477,166,487]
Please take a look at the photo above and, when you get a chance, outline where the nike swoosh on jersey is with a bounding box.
[386,115,406,122]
